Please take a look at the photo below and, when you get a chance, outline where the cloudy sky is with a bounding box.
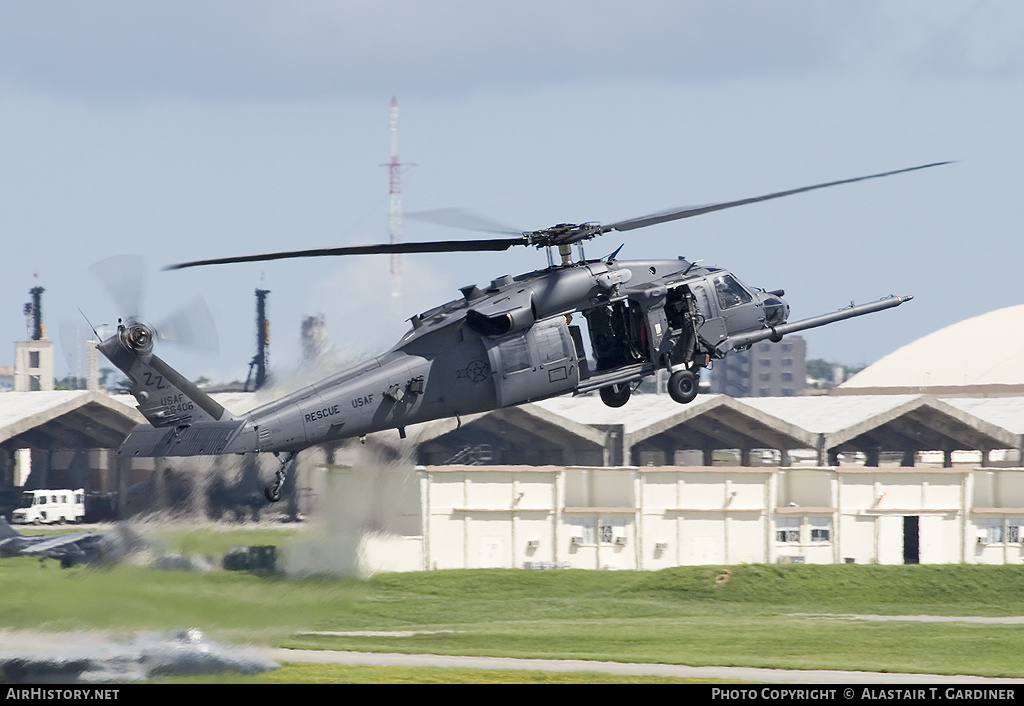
[1,1,1021,387]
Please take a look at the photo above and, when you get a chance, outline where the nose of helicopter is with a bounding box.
[761,289,789,327]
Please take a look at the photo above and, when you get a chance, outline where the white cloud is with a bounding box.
[5,2,1020,104]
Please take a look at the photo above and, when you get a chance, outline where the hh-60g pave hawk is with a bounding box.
[98,162,947,502]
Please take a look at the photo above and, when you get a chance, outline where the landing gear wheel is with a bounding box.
[264,451,294,504]
[668,369,699,404]
[600,383,631,408]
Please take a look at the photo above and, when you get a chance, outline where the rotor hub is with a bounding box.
[527,222,602,248]
[120,320,155,354]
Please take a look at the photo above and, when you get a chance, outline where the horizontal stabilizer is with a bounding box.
[117,420,247,458]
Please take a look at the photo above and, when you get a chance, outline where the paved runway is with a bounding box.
[4,627,1022,684]
[264,648,1024,684]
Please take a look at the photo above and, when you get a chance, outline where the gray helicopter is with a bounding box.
[97,162,946,502]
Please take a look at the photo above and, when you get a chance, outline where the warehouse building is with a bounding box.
[315,460,1024,574]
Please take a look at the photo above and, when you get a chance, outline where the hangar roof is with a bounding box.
[412,402,608,449]
[0,391,144,450]
[533,394,704,433]
[743,395,922,435]
[945,397,1024,436]
[741,394,1018,452]
[536,394,817,451]
[13,387,1017,466]
[838,304,1024,395]
[534,393,1023,461]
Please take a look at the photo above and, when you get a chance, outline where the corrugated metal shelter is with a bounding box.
[415,394,1024,469]
[0,391,143,490]
[412,404,613,466]
[746,395,1021,466]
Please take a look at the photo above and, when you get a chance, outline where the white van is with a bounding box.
[11,489,85,525]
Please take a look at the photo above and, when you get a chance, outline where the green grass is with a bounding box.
[5,537,1024,680]
[0,559,362,638]
[152,525,303,556]
[6,522,302,555]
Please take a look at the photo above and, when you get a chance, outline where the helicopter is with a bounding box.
[97,162,947,502]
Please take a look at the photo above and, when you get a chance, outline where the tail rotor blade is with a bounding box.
[89,254,145,321]
[155,297,220,353]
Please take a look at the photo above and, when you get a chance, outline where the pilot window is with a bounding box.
[713,274,752,309]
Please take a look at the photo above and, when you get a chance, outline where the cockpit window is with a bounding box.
[713,274,753,309]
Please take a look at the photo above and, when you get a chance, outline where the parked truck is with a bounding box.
[11,489,85,525]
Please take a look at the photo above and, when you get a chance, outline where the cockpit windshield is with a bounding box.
[713,274,753,310]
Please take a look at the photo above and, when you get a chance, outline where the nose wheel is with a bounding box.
[667,369,699,404]
[265,452,295,503]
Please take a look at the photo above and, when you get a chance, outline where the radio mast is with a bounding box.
[385,97,413,299]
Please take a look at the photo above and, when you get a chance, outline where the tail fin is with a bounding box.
[98,322,249,457]
[0,517,22,540]
[98,322,234,428]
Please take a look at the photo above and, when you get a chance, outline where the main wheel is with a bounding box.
[667,369,699,404]
[264,485,281,503]
[600,383,631,408]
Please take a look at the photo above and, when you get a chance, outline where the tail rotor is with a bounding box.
[89,255,219,354]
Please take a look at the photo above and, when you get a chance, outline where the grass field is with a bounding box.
[3,526,1024,682]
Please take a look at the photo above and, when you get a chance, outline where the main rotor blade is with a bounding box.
[599,161,953,234]
[166,162,951,269]
[407,208,524,236]
[164,238,526,270]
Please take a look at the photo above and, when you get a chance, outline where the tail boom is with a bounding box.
[98,322,251,458]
